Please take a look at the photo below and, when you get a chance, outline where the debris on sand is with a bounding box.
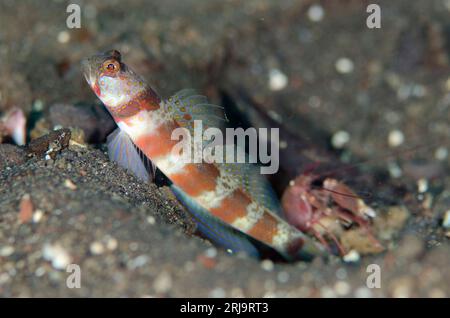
[42,243,72,270]
[0,108,26,145]
[64,179,77,190]
[374,206,410,241]
[18,194,34,224]
[341,228,385,255]
[27,128,71,159]
[443,210,450,229]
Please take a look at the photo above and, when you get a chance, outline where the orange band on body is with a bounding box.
[246,213,279,245]
[139,89,161,111]
[111,89,160,118]
[135,122,180,158]
[209,189,252,223]
[170,163,219,197]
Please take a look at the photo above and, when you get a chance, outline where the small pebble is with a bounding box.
[442,210,450,229]
[264,279,275,291]
[387,161,402,178]
[335,58,354,74]
[35,267,46,277]
[412,84,426,97]
[90,241,105,255]
[32,100,44,112]
[397,84,426,99]
[57,31,70,44]
[429,288,446,298]
[268,110,283,123]
[417,178,428,193]
[397,85,412,101]
[434,147,448,161]
[209,287,226,298]
[307,4,324,22]
[184,261,195,272]
[343,250,360,263]
[0,246,14,257]
[42,243,72,270]
[129,255,149,269]
[391,278,413,298]
[19,194,34,224]
[204,247,217,258]
[230,288,244,298]
[335,268,348,280]
[0,273,10,284]
[153,271,172,294]
[445,76,450,90]
[422,193,434,209]
[147,215,156,225]
[308,95,321,108]
[385,110,401,124]
[261,259,274,272]
[331,130,350,149]
[32,209,45,223]
[444,0,450,11]
[268,69,288,91]
[64,179,77,190]
[320,286,336,298]
[354,286,372,298]
[388,130,404,147]
[277,271,289,284]
[106,237,118,251]
[129,242,139,251]
[334,281,351,296]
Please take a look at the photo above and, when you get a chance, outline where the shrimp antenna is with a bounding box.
[320,187,373,200]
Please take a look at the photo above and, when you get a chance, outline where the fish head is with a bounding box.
[82,50,147,112]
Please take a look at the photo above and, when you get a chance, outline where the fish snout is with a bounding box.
[81,58,96,86]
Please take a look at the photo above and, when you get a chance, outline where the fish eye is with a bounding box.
[103,59,120,73]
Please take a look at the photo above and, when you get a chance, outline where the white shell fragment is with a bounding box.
[343,250,360,263]
[434,147,448,161]
[42,243,72,270]
[90,241,105,255]
[261,259,274,271]
[387,161,402,178]
[417,178,428,193]
[388,130,404,147]
[307,4,324,22]
[57,31,70,44]
[331,130,350,149]
[335,58,354,74]
[268,69,288,91]
[0,246,14,257]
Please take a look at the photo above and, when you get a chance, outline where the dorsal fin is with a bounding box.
[163,89,228,136]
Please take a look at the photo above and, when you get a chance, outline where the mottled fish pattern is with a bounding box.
[82,50,323,260]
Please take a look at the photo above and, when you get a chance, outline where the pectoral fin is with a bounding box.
[106,128,155,183]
